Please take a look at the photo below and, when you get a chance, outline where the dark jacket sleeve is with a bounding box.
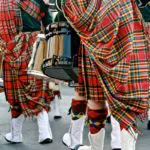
[40,0,53,27]
[19,0,53,31]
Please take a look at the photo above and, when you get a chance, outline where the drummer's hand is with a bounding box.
[43,0,50,5]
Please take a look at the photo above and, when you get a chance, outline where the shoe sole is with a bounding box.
[54,116,62,119]
[62,140,68,147]
[62,141,82,150]
[4,137,22,144]
[40,138,53,144]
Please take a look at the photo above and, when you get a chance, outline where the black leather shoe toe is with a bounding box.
[40,138,53,144]
[54,116,62,119]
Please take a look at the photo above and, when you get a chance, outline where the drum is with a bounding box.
[27,34,50,80]
[41,21,79,83]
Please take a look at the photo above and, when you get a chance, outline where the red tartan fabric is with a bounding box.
[144,22,150,108]
[16,0,44,21]
[62,0,149,131]
[0,0,53,117]
[76,46,105,101]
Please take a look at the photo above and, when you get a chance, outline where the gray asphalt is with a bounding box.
[0,85,150,150]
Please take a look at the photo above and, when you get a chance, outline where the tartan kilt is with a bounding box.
[76,46,105,101]
[144,22,150,107]
[144,22,150,57]
[2,33,53,117]
[0,0,54,117]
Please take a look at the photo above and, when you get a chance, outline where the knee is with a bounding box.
[74,91,86,100]
[87,107,108,134]
[71,99,87,114]
[88,100,106,110]
[11,107,22,118]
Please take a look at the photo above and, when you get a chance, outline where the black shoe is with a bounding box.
[54,116,62,119]
[40,138,53,144]
[4,137,22,144]
[112,149,121,150]
[147,120,150,130]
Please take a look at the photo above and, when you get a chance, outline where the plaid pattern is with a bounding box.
[0,0,53,117]
[144,22,150,108]
[62,0,149,131]
[16,0,44,21]
[76,46,105,101]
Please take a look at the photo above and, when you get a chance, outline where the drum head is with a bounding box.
[27,70,50,80]
[42,66,78,82]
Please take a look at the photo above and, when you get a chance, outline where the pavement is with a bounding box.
[0,85,150,150]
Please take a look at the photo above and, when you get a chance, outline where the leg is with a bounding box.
[3,50,53,143]
[52,90,62,119]
[147,109,150,130]
[120,125,138,150]
[62,91,87,149]
[106,101,111,123]
[5,107,24,143]
[76,100,108,150]
[5,98,53,145]
[49,82,62,119]
[37,109,53,144]
[111,115,121,150]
